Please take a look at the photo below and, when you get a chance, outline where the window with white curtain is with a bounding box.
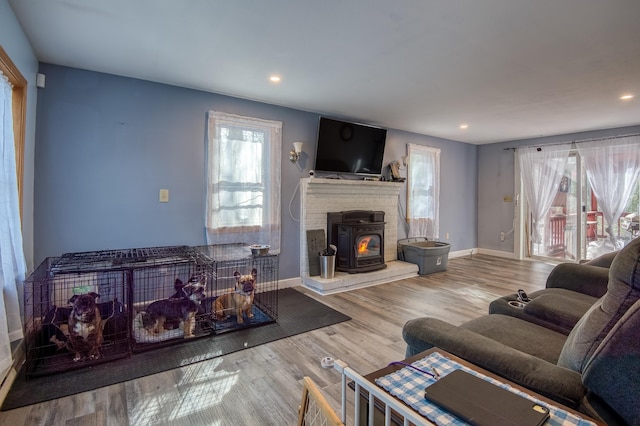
[1,69,27,375]
[206,111,282,252]
[518,144,571,245]
[577,136,640,256]
[406,144,440,239]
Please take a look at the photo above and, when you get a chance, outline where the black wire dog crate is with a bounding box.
[194,244,279,334]
[23,245,207,375]
[23,244,278,375]
[130,251,214,352]
[23,255,130,378]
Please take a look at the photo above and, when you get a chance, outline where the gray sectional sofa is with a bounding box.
[402,237,640,425]
[488,251,615,334]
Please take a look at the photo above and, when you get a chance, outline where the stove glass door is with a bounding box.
[356,235,381,258]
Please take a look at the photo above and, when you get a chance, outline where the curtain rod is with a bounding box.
[503,132,640,151]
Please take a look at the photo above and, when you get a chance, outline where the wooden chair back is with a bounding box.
[297,376,344,426]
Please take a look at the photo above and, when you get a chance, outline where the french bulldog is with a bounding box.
[142,278,205,338]
[67,292,103,362]
[213,268,257,324]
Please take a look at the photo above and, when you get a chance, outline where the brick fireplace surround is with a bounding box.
[299,178,418,294]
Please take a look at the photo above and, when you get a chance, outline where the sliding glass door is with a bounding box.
[522,146,640,262]
[529,153,583,260]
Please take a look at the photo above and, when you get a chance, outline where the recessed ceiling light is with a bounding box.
[620,94,634,100]
[459,124,469,129]
[269,75,281,83]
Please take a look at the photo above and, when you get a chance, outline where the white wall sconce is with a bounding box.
[289,142,304,163]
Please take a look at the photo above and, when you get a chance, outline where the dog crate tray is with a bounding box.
[211,293,278,334]
[25,341,131,378]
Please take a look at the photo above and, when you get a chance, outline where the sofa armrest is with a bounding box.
[402,317,585,407]
[579,250,618,268]
[545,263,609,298]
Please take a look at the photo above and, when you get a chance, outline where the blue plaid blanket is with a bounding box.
[375,352,596,426]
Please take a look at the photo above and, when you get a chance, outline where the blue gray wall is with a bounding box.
[1,0,39,270]
[386,129,478,252]
[33,64,478,278]
[478,124,640,254]
[5,0,636,278]
[4,0,634,279]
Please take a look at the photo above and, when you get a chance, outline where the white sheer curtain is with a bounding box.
[406,144,440,239]
[577,136,640,255]
[0,72,26,373]
[518,144,571,244]
[206,112,282,252]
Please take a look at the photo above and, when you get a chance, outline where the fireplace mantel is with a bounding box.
[299,178,418,294]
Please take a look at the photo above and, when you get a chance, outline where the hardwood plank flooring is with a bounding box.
[0,255,556,426]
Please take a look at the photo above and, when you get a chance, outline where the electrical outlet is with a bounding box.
[500,231,505,242]
[159,189,169,202]
[445,232,450,240]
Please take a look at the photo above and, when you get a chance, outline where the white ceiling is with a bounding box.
[9,0,640,144]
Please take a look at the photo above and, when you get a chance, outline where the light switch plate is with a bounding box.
[159,189,169,202]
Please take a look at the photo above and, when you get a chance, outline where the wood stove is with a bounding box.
[327,210,386,273]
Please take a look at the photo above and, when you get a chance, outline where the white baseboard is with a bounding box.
[278,276,301,289]
[476,248,516,259]
[446,247,518,259]
[448,248,474,259]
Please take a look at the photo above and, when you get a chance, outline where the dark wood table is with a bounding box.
[353,348,603,425]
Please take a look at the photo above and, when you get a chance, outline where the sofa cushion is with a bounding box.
[489,288,597,335]
[523,291,597,330]
[558,236,640,372]
[460,314,567,364]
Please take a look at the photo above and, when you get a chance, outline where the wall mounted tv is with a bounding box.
[314,117,387,176]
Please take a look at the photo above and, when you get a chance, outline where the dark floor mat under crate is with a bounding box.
[2,288,351,411]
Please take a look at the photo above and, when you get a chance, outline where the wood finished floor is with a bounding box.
[0,255,556,426]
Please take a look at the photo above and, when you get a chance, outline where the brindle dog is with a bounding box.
[67,292,103,362]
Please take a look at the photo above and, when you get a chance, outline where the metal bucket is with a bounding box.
[319,255,335,279]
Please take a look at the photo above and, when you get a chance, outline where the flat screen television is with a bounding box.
[314,117,387,176]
